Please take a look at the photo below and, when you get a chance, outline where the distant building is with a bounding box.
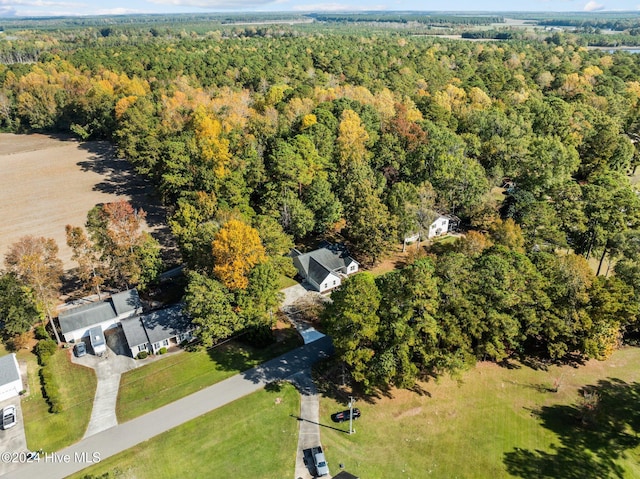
[0,354,22,401]
[291,243,359,293]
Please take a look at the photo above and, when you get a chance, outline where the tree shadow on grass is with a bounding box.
[504,378,640,479]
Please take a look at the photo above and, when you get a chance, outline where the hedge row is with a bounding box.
[39,364,62,413]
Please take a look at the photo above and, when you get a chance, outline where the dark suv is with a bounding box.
[74,342,87,357]
[331,408,361,423]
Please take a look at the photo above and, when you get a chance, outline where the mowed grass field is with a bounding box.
[70,382,300,479]
[20,348,96,452]
[319,346,640,479]
[117,335,302,422]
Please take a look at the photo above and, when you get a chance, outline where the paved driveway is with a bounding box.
[70,326,138,438]
[0,397,28,477]
[4,337,334,479]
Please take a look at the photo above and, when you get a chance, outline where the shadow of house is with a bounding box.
[121,304,193,357]
[58,289,142,344]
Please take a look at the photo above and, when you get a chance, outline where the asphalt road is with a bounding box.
[3,336,333,479]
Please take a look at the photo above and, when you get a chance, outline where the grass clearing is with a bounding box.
[319,347,640,479]
[71,382,300,479]
[117,336,302,422]
[20,348,96,451]
[278,274,299,289]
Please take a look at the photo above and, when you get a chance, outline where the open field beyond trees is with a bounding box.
[117,335,302,422]
[71,382,300,479]
[0,133,160,270]
[319,346,640,479]
[20,348,96,452]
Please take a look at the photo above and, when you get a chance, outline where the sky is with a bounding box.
[1,0,640,18]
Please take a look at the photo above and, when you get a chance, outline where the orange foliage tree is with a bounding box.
[212,219,266,290]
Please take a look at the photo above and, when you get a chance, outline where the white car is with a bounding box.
[2,405,16,430]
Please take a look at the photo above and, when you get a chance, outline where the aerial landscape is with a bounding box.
[2,2,640,478]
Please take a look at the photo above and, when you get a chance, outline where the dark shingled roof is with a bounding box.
[141,304,192,344]
[121,316,149,348]
[0,354,20,387]
[59,301,116,334]
[110,289,141,317]
[307,256,333,286]
[332,472,359,479]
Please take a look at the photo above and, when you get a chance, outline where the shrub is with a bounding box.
[39,364,62,413]
[137,351,148,359]
[158,347,167,355]
[34,325,49,340]
[34,339,57,366]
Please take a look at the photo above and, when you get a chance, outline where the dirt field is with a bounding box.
[0,133,166,270]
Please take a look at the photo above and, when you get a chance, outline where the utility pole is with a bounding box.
[349,396,355,435]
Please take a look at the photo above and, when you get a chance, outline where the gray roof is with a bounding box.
[293,246,357,286]
[121,316,149,348]
[0,354,20,386]
[59,301,116,334]
[141,304,192,344]
[333,472,359,479]
[110,289,141,317]
[88,326,105,348]
[307,257,333,286]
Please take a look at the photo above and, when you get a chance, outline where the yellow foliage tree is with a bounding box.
[212,219,266,290]
[193,106,232,178]
[337,109,370,168]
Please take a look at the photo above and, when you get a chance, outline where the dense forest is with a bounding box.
[2,18,640,390]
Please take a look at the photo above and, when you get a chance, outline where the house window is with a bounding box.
[349,265,355,271]
[333,280,337,286]
[323,283,328,289]
[139,343,147,351]
[163,339,169,347]
[154,342,161,351]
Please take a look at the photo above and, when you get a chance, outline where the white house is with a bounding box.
[0,354,22,401]
[59,289,142,343]
[427,215,451,239]
[292,244,359,293]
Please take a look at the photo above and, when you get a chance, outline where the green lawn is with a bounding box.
[71,382,300,479]
[319,347,640,479]
[278,274,299,289]
[20,348,97,451]
[117,336,301,422]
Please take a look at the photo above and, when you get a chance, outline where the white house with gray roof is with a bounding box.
[121,304,193,357]
[292,244,359,293]
[0,354,22,401]
[59,289,142,343]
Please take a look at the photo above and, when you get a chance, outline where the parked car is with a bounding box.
[74,341,87,357]
[312,446,329,477]
[331,408,361,423]
[2,405,16,429]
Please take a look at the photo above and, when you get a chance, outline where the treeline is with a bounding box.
[2,28,640,368]
[310,13,503,25]
[324,225,638,391]
[539,17,640,32]
[461,30,522,40]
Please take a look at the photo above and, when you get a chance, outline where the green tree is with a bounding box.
[0,273,43,338]
[184,271,240,347]
[323,273,381,390]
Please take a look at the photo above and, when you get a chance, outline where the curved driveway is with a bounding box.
[3,337,333,479]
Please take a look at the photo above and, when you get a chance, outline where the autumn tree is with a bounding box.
[86,201,162,289]
[65,225,105,298]
[4,236,63,343]
[212,219,266,290]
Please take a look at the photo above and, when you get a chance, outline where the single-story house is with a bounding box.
[0,354,22,401]
[59,289,142,343]
[292,243,359,293]
[122,304,193,357]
